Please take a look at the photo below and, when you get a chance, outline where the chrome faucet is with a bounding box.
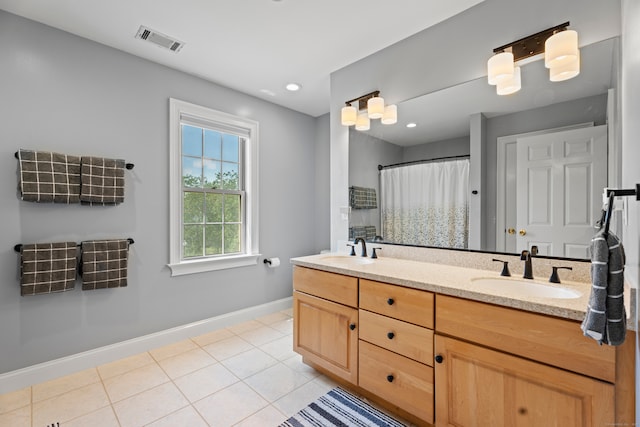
[353,237,367,257]
[520,245,538,279]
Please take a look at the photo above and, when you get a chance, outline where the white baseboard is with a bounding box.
[0,297,292,394]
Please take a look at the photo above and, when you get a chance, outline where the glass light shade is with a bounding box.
[545,30,578,69]
[496,66,521,95]
[549,51,580,82]
[381,104,397,125]
[487,52,514,85]
[355,112,370,131]
[341,105,357,126]
[367,96,385,119]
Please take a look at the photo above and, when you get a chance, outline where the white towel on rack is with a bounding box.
[581,229,626,345]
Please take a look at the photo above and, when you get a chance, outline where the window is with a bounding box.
[168,98,259,276]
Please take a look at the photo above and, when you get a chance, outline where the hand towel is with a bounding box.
[80,239,130,290]
[20,242,77,296]
[80,156,125,205]
[17,149,81,203]
[581,229,626,345]
[349,186,377,209]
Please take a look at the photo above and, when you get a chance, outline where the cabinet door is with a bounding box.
[434,335,614,427]
[293,291,358,384]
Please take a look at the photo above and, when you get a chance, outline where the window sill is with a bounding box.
[168,254,261,276]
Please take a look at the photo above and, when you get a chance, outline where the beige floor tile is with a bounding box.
[234,405,287,427]
[255,311,290,325]
[312,374,339,392]
[272,380,329,417]
[194,381,268,426]
[221,348,278,379]
[191,328,234,347]
[0,405,30,427]
[281,308,293,317]
[244,363,312,402]
[174,363,239,403]
[226,319,263,335]
[103,362,169,403]
[202,335,253,361]
[149,339,198,362]
[146,405,208,427]
[33,367,101,402]
[269,318,294,335]
[112,382,189,427]
[157,347,216,379]
[238,325,285,347]
[0,386,31,414]
[33,382,110,427]
[259,335,296,361]
[282,354,321,379]
[64,405,120,427]
[97,352,155,380]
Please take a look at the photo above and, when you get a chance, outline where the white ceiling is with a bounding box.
[0,0,484,117]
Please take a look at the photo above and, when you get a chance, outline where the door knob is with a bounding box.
[519,229,527,236]
[435,355,444,364]
[507,228,516,235]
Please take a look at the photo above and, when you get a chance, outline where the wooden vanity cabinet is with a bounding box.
[292,266,359,384]
[358,279,435,424]
[434,295,617,427]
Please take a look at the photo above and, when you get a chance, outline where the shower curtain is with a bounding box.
[380,159,469,248]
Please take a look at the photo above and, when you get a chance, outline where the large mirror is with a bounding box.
[348,37,619,260]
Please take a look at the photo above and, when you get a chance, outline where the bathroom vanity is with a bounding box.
[290,253,635,427]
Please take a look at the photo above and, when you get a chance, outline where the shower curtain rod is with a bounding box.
[377,154,470,171]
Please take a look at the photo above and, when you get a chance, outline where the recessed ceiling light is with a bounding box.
[406,122,417,128]
[286,83,301,91]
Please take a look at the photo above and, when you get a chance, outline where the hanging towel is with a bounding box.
[349,186,377,209]
[80,239,130,290]
[349,226,367,240]
[581,229,626,345]
[80,156,125,205]
[20,242,77,296]
[364,226,377,241]
[17,149,81,203]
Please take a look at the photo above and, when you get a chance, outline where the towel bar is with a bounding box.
[14,238,135,253]
[606,185,640,201]
[14,151,134,170]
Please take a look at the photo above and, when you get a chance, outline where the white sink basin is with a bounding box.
[320,255,375,265]
[471,277,581,299]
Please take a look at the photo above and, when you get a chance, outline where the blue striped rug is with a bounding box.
[279,387,407,427]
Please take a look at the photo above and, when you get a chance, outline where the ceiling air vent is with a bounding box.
[135,25,184,53]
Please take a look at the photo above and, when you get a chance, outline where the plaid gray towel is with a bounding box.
[80,156,125,205]
[349,186,377,209]
[20,242,77,296]
[18,149,81,203]
[81,239,130,290]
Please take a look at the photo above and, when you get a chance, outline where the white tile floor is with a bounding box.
[0,308,344,427]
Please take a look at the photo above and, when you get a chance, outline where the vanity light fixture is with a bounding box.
[487,22,580,95]
[341,90,397,129]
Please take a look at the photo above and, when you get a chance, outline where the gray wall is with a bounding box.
[314,113,331,252]
[402,136,470,163]
[484,93,607,250]
[0,11,321,373]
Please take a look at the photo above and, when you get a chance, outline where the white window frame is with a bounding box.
[168,98,260,276]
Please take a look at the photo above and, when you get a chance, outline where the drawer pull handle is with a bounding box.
[435,355,444,364]
[387,332,395,339]
[387,298,395,305]
[386,374,394,383]
[349,323,356,331]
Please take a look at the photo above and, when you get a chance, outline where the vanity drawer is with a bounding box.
[293,266,358,308]
[360,279,434,328]
[359,309,434,365]
[435,295,616,382]
[359,340,434,424]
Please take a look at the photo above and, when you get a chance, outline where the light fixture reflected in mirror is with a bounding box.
[341,90,397,130]
[487,22,579,96]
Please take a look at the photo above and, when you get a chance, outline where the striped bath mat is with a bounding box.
[279,387,406,427]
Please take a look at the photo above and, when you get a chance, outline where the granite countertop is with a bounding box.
[290,253,636,331]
